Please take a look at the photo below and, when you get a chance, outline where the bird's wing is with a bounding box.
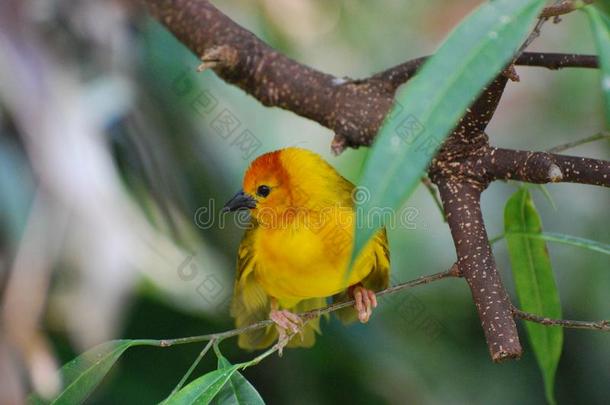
[333,227,391,324]
[366,227,391,291]
[231,225,276,349]
[230,225,326,349]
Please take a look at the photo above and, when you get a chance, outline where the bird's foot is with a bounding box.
[350,285,378,323]
[269,309,303,356]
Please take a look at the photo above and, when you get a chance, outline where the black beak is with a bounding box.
[222,189,257,212]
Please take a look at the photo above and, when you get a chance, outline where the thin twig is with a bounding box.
[519,12,549,55]
[155,269,459,394]
[154,268,459,348]
[513,307,610,331]
[489,234,505,245]
[421,177,447,222]
[243,333,294,367]
[304,265,459,320]
[514,0,583,79]
[518,0,564,56]
[162,335,293,398]
[547,132,610,153]
[164,339,216,400]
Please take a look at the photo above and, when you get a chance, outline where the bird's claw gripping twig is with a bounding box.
[269,309,303,356]
[352,285,378,323]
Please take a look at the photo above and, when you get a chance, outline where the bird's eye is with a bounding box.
[256,185,271,197]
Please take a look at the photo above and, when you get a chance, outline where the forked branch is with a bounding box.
[485,148,610,187]
[141,0,608,362]
[142,0,598,152]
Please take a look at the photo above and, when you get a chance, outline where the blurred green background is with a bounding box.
[0,0,608,404]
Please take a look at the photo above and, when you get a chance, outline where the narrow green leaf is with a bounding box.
[505,188,562,405]
[29,339,158,405]
[585,6,610,127]
[212,346,265,405]
[353,0,545,260]
[164,365,242,405]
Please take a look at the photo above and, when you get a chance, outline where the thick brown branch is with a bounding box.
[515,52,598,70]
[143,0,393,151]
[465,76,509,136]
[435,180,522,362]
[552,154,610,187]
[513,307,610,331]
[142,0,597,151]
[485,148,610,187]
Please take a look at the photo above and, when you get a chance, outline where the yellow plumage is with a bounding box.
[226,148,390,350]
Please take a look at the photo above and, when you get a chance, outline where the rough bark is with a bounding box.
[436,180,522,360]
[485,149,610,187]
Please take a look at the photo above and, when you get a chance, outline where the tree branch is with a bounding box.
[368,52,597,95]
[151,271,609,365]
[540,0,595,18]
[485,148,610,187]
[143,0,394,151]
[518,2,554,56]
[156,268,458,348]
[149,273,607,360]
[435,180,522,362]
[515,52,598,70]
[142,0,598,152]
[422,177,447,222]
[513,307,610,331]
[552,154,610,187]
[547,132,610,153]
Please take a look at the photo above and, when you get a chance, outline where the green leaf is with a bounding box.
[504,188,562,405]
[353,0,545,259]
[213,347,265,405]
[164,365,242,405]
[29,339,158,405]
[586,6,610,127]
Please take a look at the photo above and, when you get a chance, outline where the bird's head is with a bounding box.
[223,147,351,224]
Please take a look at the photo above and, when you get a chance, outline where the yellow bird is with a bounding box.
[223,147,390,352]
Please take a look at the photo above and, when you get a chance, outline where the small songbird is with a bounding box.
[223,147,390,352]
